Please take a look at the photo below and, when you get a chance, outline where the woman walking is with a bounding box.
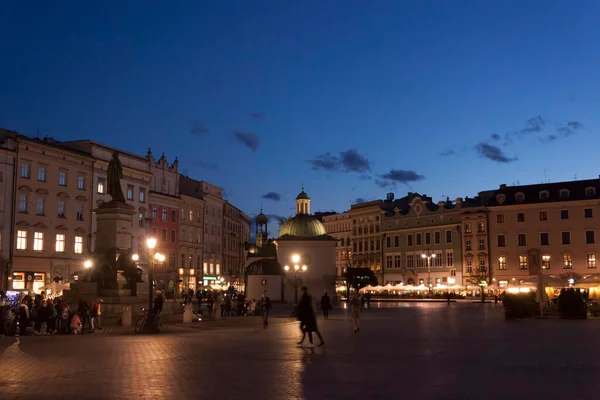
[297,286,325,347]
[350,292,361,333]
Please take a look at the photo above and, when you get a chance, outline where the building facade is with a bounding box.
[381,194,462,287]
[60,140,153,262]
[348,200,383,282]
[178,193,204,292]
[322,211,352,277]
[460,199,491,287]
[488,179,600,287]
[5,134,95,293]
[0,133,16,290]
[179,176,224,284]
[146,150,180,293]
[222,202,250,288]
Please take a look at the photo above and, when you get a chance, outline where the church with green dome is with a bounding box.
[243,187,337,302]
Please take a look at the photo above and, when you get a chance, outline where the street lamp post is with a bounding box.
[142,237,164,333]
[421,252,436,297]
[284,254,307,303]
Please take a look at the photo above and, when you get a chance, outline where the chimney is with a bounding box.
[386,192,394,201]
[500,184,507,189]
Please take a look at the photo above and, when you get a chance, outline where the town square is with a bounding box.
[2,1,600,399]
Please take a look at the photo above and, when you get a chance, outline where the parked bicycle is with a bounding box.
[134,308,161,334]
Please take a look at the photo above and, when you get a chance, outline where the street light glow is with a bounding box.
[146,237,157,250]
[132,254,139,261]
[292,254,300,263]
[84,260,92,269]
[294,265,299,271]
[154,253,165,262]
[421,254,426,259]
[284,265,290,271]
[431,254,436,258]
[301,265,307,271]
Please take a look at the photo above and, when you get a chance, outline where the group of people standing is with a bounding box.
[0,291,102,336]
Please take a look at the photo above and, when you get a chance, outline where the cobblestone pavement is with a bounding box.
[2,303,600,400]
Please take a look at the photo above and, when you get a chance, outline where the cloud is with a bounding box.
[475,143,517,163]
[520,116,545,134]
[190,120,210,135]
[354,197,367,204]
[308,152,339,171]
[192,160,218,171]
[375,169,425,188]
[490,133,501,141]
[249,112,266,119]
[439,149,455,156]
[359,174,372,181]
[567,121,583,129]
[262,192,283,202]
[232,130,260,151]
[557,120,583,137]
[307,148,371,173]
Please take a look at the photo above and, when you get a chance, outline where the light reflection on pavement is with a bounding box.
[1,303,600,399]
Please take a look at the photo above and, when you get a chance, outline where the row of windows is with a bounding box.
[151,206,177,222]
[353,239,381,253]
[353,225,380,235]
[495,254,596,270]
[97,179,146,203]
[19,195,84,220]
[325,221,351,233]
[385,251,455,269]
[464,222,486,234]
[21,163,86,190]
[465,238,486,251]
[16,230,84,253]
[202,262,221,276]
[497,208,593,223]
[496,231,595,247]
[180,253,202,269]
[497,187,596,204]
[181,208,202,223]
[385,230,453,248]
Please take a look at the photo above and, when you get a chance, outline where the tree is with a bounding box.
[467,266,489,303]
[276,215,294,228]
[343,267,378,299]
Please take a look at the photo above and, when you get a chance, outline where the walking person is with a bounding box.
[297,286,325,347]
[320,292,331,319]
[350,292,362,333]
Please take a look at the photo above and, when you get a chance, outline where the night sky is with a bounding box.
[2,1,599,235]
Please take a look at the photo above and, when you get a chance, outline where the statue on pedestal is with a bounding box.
[107,151,126,203]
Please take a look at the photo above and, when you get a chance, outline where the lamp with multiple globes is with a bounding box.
[142,237,161,333]
[421,252,436,296]
[285,254,308,303]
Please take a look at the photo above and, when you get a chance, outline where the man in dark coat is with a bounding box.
[320,292,331,319]
[297,286,325,347]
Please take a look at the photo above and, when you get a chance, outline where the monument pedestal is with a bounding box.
[94,201,136,251]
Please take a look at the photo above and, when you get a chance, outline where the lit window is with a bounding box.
[498,256,506,270]
[563,254,573,269]
[33,232,44,251]
[74,236,83,254]
[139,189,146,203]
[59,171,67,186]
[16,230,27,250]
[189,210,193,221]
[97,179,105,194]
[519,255,528,270]
[446,252,453,267]
[151,206,158,219]
[587,254,597,269]
[55,234,65,252]
[542,254,551,270]
[127,185,134,200]
[466,258,472,273]
[77,175,85,190]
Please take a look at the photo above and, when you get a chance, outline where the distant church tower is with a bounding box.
[255,209,269,249]
[296,186,311,215]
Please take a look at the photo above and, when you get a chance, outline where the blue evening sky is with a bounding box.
[2,1,599,231]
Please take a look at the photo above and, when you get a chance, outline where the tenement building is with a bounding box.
[146,149,180,292]
[1,131,95,292]
[322,211,352,277]
[179,176,224,284]
[222,201,250,289]
[0,134,16,289]
[178,188,205,292]
[460,193,493,287]
[488,179,600,287]
[381,193,462,287]
[348,200,384,283]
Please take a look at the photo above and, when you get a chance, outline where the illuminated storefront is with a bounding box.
[11,271,46,293]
